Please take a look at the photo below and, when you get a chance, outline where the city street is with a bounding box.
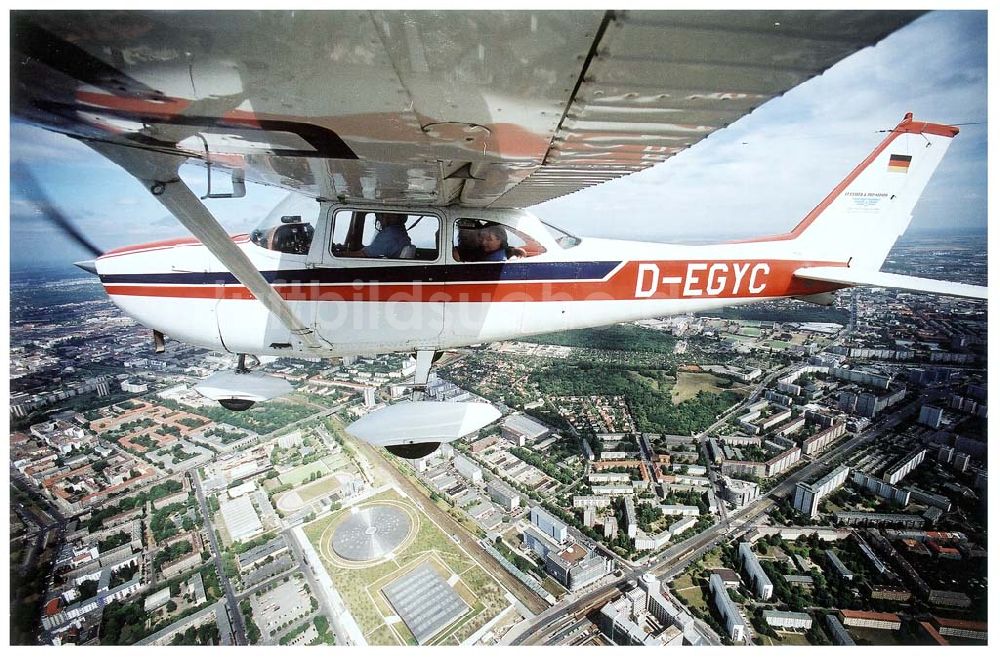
[191,470,247,645]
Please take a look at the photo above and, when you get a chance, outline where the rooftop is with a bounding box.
[502,413,549,437]
[558,543,588,565]
[382,563,469,645]
[841,609,901,622]
[933,616,987,632]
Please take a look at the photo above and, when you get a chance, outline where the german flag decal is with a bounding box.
[888,153,912,173]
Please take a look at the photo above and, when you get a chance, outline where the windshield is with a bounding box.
[249,192,319,255]
[540,221,581,249]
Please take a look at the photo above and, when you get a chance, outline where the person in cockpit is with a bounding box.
[349,212,411,258]
[453,221,529,262]
[478,225,528,261]
[478,224,510,261]
[454,226,482,262]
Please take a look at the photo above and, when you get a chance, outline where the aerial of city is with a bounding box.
[7,231,987,647]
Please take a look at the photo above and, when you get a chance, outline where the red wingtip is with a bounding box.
[895,112,959,138]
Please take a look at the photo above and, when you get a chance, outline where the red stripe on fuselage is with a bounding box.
[103,259,846,303]
[100,234,250,259]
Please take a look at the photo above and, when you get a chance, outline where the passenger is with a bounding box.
[454,227,482,262]
[349,212,411,258]
[478,225,509,261]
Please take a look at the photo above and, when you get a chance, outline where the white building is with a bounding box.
[501,414,551,444]
[840,610,901,630]
[720,476,759,508]
[765,609,813,630]
[219,495,263,543]
[591,485,634,496]
[453,454,482,483]
[738,542,773,601]
[530,506,568,543]
[623,498,637,539]
[792,464,850,518]
[121,379,148,394]
[660,505,700,517]
[144,587,171,612]
[709,573,746,642]
[487,479,520,511]
[573,495,611,509]
[668,516,696,537]
[598,574,691,646]
[884,449,927,485]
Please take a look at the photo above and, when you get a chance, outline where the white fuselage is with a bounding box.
[95,206,842,357]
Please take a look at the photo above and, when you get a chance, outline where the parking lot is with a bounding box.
[250,575,313,639]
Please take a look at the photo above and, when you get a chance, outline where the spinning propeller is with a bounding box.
[12,164,103,272]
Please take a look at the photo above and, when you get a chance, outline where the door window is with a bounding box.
[330,211,440,260]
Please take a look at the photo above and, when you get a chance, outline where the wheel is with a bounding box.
[384,442,441,459]
[219,398,255,411]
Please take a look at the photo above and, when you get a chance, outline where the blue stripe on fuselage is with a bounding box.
[99,261,621,286]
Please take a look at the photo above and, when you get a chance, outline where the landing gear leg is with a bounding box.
[216,354,264,411]
[411,350,434,401]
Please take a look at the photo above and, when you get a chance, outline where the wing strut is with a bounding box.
[87,142,325,350]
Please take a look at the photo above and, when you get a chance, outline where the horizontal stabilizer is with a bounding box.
[794,267,986,300]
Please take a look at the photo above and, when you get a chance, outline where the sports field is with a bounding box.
[671,372,725,404]
[277,454,344,487]
[303,490,509,645]
[275,474,349,513]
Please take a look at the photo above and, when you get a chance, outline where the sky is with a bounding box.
[7,10,988,270]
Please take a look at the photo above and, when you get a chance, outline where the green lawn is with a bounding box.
[672,574,708,616]
[322,453,352,471]
[671,372,725,404]
[293,476,342,503]
[278,461,333,487]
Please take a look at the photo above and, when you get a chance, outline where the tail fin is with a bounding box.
[791,113,959,270]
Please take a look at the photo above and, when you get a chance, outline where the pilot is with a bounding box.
[351,212,411,258]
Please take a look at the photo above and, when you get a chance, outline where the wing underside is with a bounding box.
[12,10,922,208]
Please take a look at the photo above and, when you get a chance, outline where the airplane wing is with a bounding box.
[12,10,922,209]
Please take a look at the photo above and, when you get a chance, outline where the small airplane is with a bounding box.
[11,11,986,459]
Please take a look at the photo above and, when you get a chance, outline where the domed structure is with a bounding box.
[330,504,411,562]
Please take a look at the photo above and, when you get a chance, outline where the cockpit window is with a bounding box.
[330,210,440,261]
[249,193,319,255]
[453,218,546,262]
